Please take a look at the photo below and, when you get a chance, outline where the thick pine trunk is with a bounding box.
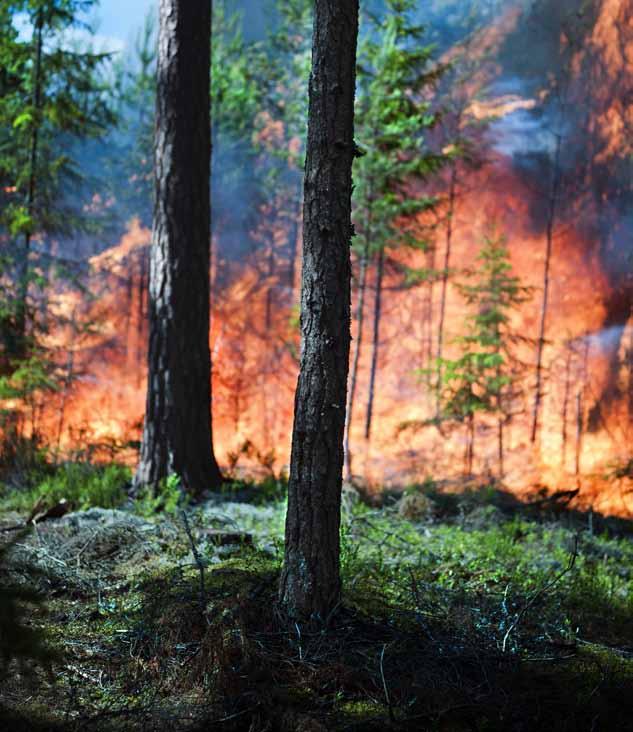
[135,0,222,495]
[279,0,359,621]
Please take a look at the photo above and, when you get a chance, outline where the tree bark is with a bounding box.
[135,0,222,495]
[279,0,359,621]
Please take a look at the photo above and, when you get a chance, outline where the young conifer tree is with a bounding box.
[434,229,529,476]
[0,1,113,361]
[0,2,113,451]
[344,0,444,478]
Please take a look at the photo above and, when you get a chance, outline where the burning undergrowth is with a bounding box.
[3,0,633,518]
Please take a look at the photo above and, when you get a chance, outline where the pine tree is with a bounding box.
[345,0,444,477]
[0,1,114,360]
[0,2,114,457]
[279,0,359,621]
[259,0,312,294]
[134,0,223,496]
[434,229,529,476]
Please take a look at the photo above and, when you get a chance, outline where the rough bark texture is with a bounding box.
[279,0,359,621]
[135,0,222,495]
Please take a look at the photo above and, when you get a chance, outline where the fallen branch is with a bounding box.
[380,643,395,722]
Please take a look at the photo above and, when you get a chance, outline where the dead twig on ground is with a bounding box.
[502,535,579,653]
[180,509,206,616]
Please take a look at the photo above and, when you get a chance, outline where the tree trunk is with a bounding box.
[287,179,303,295]
[436,164,457,416]
[137,246,148,386]
[421,244,435,382]
[531,134,562,443]
[279,0,359,621]
[364,247,384,440]
[561,345,572,469]
[466,413,475,476]
[344,241,369,480]
[135,0,222,495]
[15,9,44,356]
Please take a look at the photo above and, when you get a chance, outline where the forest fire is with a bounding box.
[7,0,633,518]
[4,4,633,728]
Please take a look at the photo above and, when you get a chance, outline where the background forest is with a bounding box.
[1,0,633,513]
[1,1,633,730]
[2,0,633,516]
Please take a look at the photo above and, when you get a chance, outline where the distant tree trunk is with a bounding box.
[135,0,222,495]
[575,390,583,486]
[627,315,633,420]
[279,0,359,621]
[531,134,562,442]
[364,247,384,440]
[561,344,573,469]
[15,9,44,356]
[575,339,590,488]
[137,247,148,386]
[465,412,475,476]
[496,361,504,480]
[344,240,369,480]
[422,244,436,381]
[497,415,504,479]
[287,179,303,295]
[265,220,276,331]
[436,164,457,416]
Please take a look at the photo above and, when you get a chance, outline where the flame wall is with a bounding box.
[13,0,633,517]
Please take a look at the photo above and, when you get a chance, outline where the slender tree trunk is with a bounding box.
[575,339,590,488]
[627,315,633,421]
[423,244,436,380]
[15,9,44,356]
[575,390,583,486]
[137,246,148,386]
[464,412,475,476]
[287,179,303,295]
[135,0,222,495]
[344,240,369,480]
[56,347,75,456]
[265,224,276,332]
[469,414,475,475]
[436,164,457,416]
[364,247,384,440]
[279,0,359,621]
[561,345,572,469]
[531,134,562,442]
[496,359,504,480]
[497,416,504,479]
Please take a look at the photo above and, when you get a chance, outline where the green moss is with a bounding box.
[0,462,131,513]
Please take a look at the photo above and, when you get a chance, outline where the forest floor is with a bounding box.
[0,468,632,732]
